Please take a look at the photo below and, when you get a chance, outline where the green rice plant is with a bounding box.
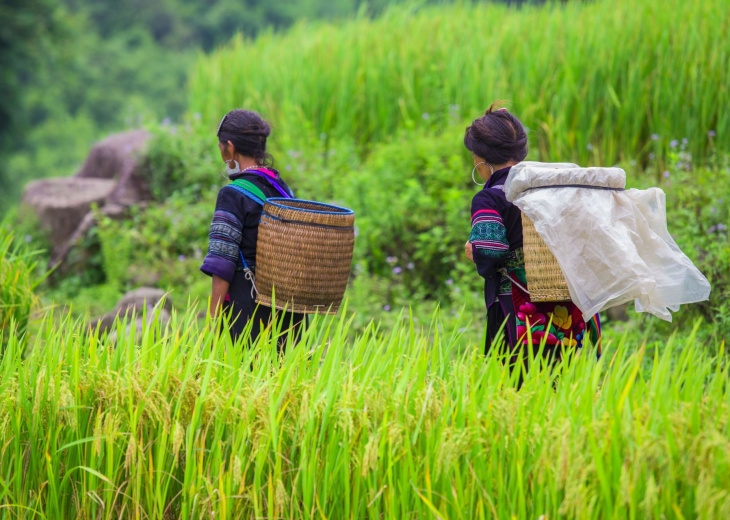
[188,0,729,168]
[1,304,728,519]
[0,228,41,343]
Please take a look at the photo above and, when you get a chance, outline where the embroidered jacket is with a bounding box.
[200,168,294,283]
[469,166,524,308]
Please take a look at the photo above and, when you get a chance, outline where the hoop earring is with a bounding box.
[223,159,241,177]
[471,161,493,186]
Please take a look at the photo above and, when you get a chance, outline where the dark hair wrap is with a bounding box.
[217,109,274,168]
[464,103,528,165]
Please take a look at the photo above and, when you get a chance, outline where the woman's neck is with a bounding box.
[232,154,259,170]
[491,160,518,172]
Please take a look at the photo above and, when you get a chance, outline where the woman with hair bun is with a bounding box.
[201,109,305,345]
[464,103,600,361]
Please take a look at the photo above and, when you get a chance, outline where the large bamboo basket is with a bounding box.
[255,198,355,314]
[521,213,571,302]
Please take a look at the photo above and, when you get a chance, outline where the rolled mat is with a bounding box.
[255,198,355,314]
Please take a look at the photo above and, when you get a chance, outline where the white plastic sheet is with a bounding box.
[504,161,711,321]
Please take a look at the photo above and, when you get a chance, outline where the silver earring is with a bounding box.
[471,161,493,186]
[223,159,241,176]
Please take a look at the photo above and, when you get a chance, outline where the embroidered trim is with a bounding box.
[470,211,509,259]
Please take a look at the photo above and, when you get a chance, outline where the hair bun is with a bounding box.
[217,109,275,168]
[464,103,528,164]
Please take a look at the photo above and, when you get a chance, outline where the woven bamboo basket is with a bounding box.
[521,213,571,302]
[255,198,355,314]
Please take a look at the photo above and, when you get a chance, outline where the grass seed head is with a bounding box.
[125,434,138,471]
[172,421,184,460]
[361,430,381,476]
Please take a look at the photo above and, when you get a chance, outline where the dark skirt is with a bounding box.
[222,270,307,350]
[484,294,518,357]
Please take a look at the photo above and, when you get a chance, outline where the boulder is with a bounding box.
[91,287,172,334]
[21,178,116,248]
[75,129,153,205]
[19,129,154,270]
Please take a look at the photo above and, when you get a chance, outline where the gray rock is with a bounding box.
[75,129,152,205]
[21,129,154,270]
[21,177,116,248]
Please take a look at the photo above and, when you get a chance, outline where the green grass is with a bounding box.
[1,306,729,519]
[189,0,730,168]
[33,0,730,340]
[0,229,41,342]
[6,2,730,515]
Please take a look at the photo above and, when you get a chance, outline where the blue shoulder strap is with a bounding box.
[225,182,266,206]
[223,181,265,274]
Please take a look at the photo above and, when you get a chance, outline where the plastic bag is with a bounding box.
[504,162,711,321]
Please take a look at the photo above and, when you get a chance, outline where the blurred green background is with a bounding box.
[3,0,729,346]
[2,0,443,212]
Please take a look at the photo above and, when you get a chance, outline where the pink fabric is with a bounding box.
[255,168,277,179]
[472,208,501,218]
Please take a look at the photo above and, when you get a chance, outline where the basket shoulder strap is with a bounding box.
[224,180,264,286]
[244,170,294,199]
[227,179,267,206]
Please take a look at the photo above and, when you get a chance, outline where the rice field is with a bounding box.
[0,232,41,341]
[1,306,728,519]
[189,0,730,167]
[5,1,730,518]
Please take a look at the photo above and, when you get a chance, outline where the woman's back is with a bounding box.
[200,109,305,346]
[205,168,294,275]
[463,103,601,360]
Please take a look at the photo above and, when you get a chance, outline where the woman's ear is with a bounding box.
[219,140,235,160]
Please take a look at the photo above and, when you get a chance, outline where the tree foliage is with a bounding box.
[2,0,428,215]
[0,0,62,196]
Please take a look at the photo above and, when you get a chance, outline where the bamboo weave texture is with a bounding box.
[255,199,355,314]
[521,213,571,302]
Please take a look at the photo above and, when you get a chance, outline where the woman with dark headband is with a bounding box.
[200,109,306,345]
[463,103,600,361]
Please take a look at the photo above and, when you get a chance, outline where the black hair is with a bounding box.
[464,102,528,165]
[217,109,274,168]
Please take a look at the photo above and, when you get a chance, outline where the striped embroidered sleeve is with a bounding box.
[200,209,243,283]
[469,208,509,258]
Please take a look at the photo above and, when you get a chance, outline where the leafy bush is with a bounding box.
[84,123,730,340]
[140,122,215,201]
[327,127,480,299]
[137,125,484,299]
[646,162,729,339]
[94,189,214,293]
[606,151,730,341]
